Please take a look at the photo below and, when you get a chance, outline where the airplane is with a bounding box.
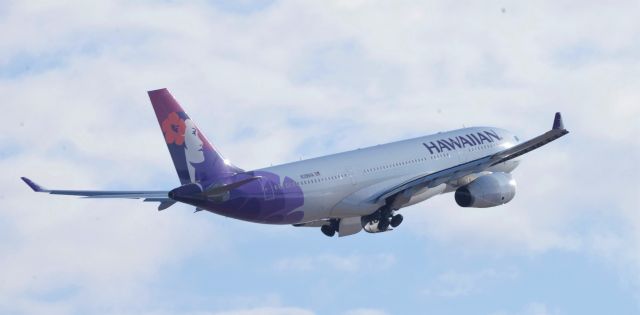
[21,88,569,237]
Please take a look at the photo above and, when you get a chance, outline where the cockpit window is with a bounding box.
[514,136,520,142]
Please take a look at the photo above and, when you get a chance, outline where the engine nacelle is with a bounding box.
[454,172,516,208]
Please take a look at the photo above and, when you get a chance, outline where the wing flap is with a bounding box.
[371,155,494,203]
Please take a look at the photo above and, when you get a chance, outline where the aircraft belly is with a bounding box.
[330,200,380,218]
[403,183,447,207]
[487,159,520,173]
[333,185,369,216]
[298,189,341,222]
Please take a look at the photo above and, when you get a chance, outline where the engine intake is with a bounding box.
[455,172,516,208]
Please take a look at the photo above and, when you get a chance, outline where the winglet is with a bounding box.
[552,112,565,130]
[21,177,49,192]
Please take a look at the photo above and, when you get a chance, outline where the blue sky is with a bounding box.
[0,1,638,315]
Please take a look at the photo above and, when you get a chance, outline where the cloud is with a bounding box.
[212,306,315,315]
[491,302,561,315]
[275,253,396,272]
[423,268,519,298]
[0,142,229,313]
[343,309,389,315]
[96,306,315,315]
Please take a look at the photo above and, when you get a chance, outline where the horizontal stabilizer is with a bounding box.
[21,177,170,200]
[201,176,261,197]
[158,200,177,211]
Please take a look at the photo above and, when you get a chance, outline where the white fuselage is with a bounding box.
[256,127,520,222]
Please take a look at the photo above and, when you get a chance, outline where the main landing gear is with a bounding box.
[375,208,403,231]
[321,208,404,237]
[361,205,404,233]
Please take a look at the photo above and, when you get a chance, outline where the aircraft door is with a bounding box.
[345,167,357,186]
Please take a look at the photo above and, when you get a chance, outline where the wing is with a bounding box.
[370,112,569,204]
[21,177,175,210]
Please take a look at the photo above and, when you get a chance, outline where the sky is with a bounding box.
[0,0,639,314]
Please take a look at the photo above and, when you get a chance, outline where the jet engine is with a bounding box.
[454,172,516,208]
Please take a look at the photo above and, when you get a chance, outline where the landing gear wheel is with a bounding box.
[377,218,390,231]
[390,214,403,228]
[321,225,336,237]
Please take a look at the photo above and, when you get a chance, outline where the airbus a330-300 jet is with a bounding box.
[22,89,569,237]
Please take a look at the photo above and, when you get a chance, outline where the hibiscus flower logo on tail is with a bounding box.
[161,112,186,145]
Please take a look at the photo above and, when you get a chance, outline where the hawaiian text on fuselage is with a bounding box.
[422,130,502,154]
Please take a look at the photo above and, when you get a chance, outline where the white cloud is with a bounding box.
[423,268,518,298]
[275,253,396,272]
[98,306,315,315]
[343,308,389,315]
[0,151,229,313]
[212,307,315,315]
[491,302,561,315]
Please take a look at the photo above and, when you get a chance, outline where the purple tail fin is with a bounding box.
[148,88,242,186]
